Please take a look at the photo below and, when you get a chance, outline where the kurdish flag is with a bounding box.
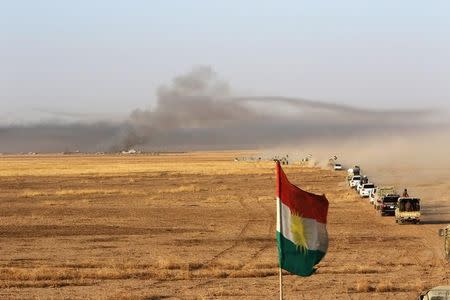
[276,161,329,276]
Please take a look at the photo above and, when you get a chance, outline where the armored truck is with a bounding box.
[395,197,421,224]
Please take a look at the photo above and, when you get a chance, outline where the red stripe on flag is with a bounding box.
[276,161,329,224]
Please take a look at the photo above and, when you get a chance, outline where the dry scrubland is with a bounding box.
[0,152,449,299]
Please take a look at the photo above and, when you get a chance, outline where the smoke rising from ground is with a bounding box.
[0,66,446,153]
[120,66,439,150]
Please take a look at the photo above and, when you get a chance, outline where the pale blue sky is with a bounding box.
[1,0,449,124]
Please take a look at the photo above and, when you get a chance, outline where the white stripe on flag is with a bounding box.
[277,197,328,252]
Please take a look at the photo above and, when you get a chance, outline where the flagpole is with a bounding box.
[278,197,284,300]
[276,161,283,300]
[279,266,283,300]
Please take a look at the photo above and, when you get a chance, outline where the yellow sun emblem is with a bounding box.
[290,214,308,250]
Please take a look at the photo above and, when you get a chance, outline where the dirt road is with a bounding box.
[0,153,448,299]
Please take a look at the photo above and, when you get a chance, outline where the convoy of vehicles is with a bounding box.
[346,166,422,223]
[342,162,447,297]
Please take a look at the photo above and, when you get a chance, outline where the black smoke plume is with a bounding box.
[119,66,436,150]
[0,66,442,153]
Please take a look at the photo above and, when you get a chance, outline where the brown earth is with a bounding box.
[0,152,449,299]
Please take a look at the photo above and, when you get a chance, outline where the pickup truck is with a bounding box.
[356,176,368,193]
[333,163,343,171]
[380,194,400,216]
[347,166,361,181]
[395,197,421,224]
[349,176,361,188]
[373,186,396,210]
[359,183,376,198]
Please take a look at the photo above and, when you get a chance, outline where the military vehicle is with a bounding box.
[347,166,361,181]
[333,163,343,171]
[438,225,450,261]
[359,183,376,198]
[418,286,450,299]
[373,186,396,210]
[379,194,400,216]
[349,175,361,188]
[395,197,421,224]
[356,176,369,193]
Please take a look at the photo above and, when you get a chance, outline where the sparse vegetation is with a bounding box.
[21,189,148,198]
[159,184,206,193]
[0,152,447,299]
[376,280,395,292]
[355,279,374,292]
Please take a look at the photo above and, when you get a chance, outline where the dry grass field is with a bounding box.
[0,152,449,299]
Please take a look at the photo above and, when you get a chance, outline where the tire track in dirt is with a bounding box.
[205,221,251,265]
[153,195,261,291]
[204,195,275,269]
[225,196,273,264]
[188,196,275,292]
[188,197,262,291]
[248,196,276,263]
[413,224,447,276]
[205,197,254,266]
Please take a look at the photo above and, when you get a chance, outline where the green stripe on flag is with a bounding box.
[276,231,326,276]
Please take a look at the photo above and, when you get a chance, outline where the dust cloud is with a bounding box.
[1,66,449,219]
[0,66,447,156]
[264,127,450,220]
[119,66,437,151]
